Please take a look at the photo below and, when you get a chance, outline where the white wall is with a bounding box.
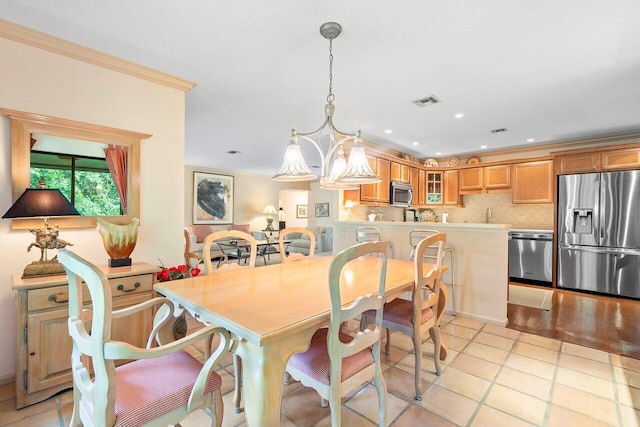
[0,38,187,380]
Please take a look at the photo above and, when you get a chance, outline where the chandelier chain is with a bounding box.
[327,39,335,104]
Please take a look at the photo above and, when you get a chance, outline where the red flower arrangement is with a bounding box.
[156,262,201,282]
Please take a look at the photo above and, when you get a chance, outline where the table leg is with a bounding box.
[233,328,317,427]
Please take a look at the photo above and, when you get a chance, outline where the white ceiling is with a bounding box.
[4,1,640,176]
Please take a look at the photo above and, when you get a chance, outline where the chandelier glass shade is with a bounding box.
[272,22,381,189]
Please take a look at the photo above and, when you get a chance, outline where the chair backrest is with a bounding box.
[57,249,122,426]
[355,226,381,243]
[202,230,257,274]
[409,228,441,260]
[327,241,388,385]
[279,227,316,262]
[412,233,446,318]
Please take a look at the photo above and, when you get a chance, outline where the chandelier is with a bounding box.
[272,22,381,189]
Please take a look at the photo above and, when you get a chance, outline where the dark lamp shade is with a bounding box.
[2,189,80,219]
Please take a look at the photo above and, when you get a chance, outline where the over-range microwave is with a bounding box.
[390,181,413,207]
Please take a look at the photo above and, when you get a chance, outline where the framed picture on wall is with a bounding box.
[315,202,329,217]
[296,205,308,218]
[193,172,234,224]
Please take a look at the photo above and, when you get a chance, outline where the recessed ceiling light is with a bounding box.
[435,152,442,155]
[480,145,488,149]
[384,129,393,134]
[455,113,464,119]
[412,141,419,146]
[526,138,535,143]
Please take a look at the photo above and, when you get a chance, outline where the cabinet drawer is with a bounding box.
[28,274,153,312]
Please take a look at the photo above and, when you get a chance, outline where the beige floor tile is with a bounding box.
[419,384,479,426]
[392,405,456,427]
[281,384,331,426]
[555,367,615,400]
[450,353,501,381]
[345,383,408,425]
[619,403,640,427]
[440,332,470,352]
[450,316,485,330]
[440,323,478,340]
[558,353,613,381]
[512,341,559,364]
[613,354,640,373]
[482,323,521,340]
[434,366,491,401]
[562,342,610,364]
[495,366,552,401]
[504,353,556,381]
[485,384,547,425]
[387,332,415,352]
[473,331,515,352]
[315,406,376,426]
[470,405,536,427]
[546,404,615,427]
[551,383,617,424]
[220,391,248,426]
[439,313,456,325]
[519,332,562,351]
[617,382,640,409]
[615,366,640,389]
[382,365,430,402]
[463,342,510,364]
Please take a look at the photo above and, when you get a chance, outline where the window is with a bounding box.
[30,151,122,216]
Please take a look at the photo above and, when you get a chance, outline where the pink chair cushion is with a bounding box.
[83,350,222,427]
[231,224,250,234]
[381,298,435,328]
[188,225,212,243]
[288,328,374,385]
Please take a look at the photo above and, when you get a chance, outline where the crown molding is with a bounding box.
[0,19,196,92]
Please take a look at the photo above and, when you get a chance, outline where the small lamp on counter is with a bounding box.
[262,205,278,230]
[344,200,355,217]
[278,207,286,230]
[2,186,80,278]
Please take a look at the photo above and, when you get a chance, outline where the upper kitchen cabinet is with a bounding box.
[410,167,426,206]
[390,162,410,183]
[426,171,443,205]
[459,165,510,194]
[512,160,554,204]
[556,145,640,174]
[443,170,462,206]
[556,152,600,174]
[602,147,640,170]
[345,156,391,205]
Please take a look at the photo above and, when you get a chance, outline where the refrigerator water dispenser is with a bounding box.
[573,209,593,233]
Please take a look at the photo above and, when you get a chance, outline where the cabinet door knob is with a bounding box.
[117,282,141,293]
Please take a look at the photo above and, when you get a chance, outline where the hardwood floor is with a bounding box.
[507,282,640,359]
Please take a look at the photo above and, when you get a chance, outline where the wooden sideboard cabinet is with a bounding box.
[12,262,159,408]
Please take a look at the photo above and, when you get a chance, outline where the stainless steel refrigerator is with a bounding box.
[557,170,640,298]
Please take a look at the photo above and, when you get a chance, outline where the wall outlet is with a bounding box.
[518,215,526,223]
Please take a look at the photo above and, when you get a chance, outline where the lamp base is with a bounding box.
[22,260,66,279]
[109,257,132,267]
[265,218,274,230]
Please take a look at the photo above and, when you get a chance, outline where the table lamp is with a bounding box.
[345,200,355,217]
[262,205,277,230]
[2,188,80,278]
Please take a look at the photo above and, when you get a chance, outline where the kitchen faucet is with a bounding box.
[486,208,493,224]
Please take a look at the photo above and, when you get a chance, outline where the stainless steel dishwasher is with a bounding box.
[508,231,553,284]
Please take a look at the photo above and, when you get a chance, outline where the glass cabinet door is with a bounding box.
[426,172,443,204]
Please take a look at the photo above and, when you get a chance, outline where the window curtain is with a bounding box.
[104,145,128,215]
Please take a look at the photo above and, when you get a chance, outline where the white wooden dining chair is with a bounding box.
[361,232,446,401]
[286,241,389,426]
[201,229,257,413]
[58,249,230,427]
[278,227,316,262]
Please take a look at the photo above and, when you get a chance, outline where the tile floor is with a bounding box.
[1,313,639,426]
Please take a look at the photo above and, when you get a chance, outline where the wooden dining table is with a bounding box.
[154,255,448,427]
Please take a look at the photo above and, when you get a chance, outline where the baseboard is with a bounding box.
[455,310,507,327]
[0,373,15,386]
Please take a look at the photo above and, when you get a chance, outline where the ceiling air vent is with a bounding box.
[412,95,441,107]
[490,128,507,134]
[226,150,241,154]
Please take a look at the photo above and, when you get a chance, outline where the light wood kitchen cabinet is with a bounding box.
[602,147,640,170]
[426,172,443,204]
[357,156,390,204]
[390,162,410,183]
[443,170,462,206]
[409,167,426,206]
[459,164,510,194]
[512,160,554,204]
[557,152,600,174]
[13,263,159,408]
